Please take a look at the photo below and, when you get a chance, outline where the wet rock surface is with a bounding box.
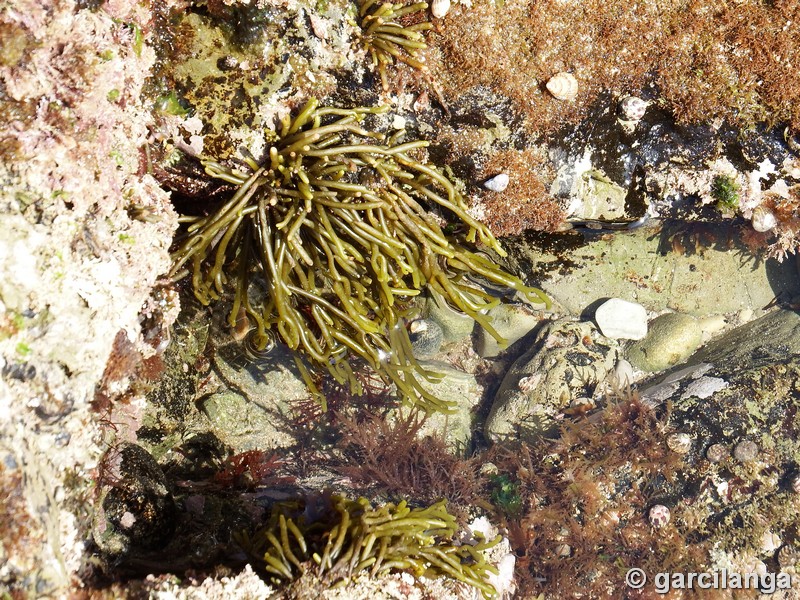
[485,319,618,441]
[92,443,176,556]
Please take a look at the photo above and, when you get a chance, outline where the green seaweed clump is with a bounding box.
[711,174,740,213]
[169,98,549,413]
[359,0,432,90]
[237,494,500,598]
[488,473,522,518]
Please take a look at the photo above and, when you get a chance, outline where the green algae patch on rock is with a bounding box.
[627,313,702,373]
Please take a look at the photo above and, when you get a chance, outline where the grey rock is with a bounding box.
[200,389,295,452]
[594,298,648,340]
[92,444,176,556]
[475,303,543,358]
[503,224,800,318]
[627,313,702,372]
[485,319,618,441]
[421,289,475,343]
[412,361,481,450]
[687,309,800,369]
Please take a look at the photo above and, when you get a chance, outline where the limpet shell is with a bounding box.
[752,205,778,232]
[619,96,648,121]
[431,0,450,18]
[546,72,578,101]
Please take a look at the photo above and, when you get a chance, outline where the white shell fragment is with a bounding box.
[751,205,778,232]
[546,72,578,101]
[484,173,510,192]
[594,298,648,340]
[431,0,450,18]
[619,96,648,121]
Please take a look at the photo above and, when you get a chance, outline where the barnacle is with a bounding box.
[237,494,500,598]
[168,98,549,413]
[358,0,432,91]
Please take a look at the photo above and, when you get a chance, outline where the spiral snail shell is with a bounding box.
[546,72,578,101]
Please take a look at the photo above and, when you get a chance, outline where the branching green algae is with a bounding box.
[169,98,549,413]
[237,495,500,598]
[359,0,431,91]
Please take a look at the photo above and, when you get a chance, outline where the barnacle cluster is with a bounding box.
[358,0,432,90]
[169,98,549,413]
[237,494,500,598]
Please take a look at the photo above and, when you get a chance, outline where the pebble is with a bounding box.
[610,358,635,388]
[627,312,702,372]
[484,173,510,192]
[594,298,648,340]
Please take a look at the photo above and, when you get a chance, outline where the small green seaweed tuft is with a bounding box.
[169,98,548,413]
[488,473,522,518]
[358,0,432,91]
[237,494,500,598]
[711,174,740,213]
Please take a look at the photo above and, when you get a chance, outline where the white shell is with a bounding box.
[546,72,578,101]
[484,173,510,192]
[648,504,670,528]
[431,0,450,18]
[752,205,778,232]
[619,96,648,121]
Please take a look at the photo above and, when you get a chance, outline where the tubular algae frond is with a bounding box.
[359,0,432,91]
[239,495,500,598]
[169,98,549,413]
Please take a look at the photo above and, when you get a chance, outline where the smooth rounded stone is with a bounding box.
[475,303,543,358]
[485,319,618,442]
[409,319,444,359]
[412,361,481,450]
[421,289,476,343]
[200,389,295,453]
[594,298,648,340]
[608,358,635,388]
[626,313,702,372]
